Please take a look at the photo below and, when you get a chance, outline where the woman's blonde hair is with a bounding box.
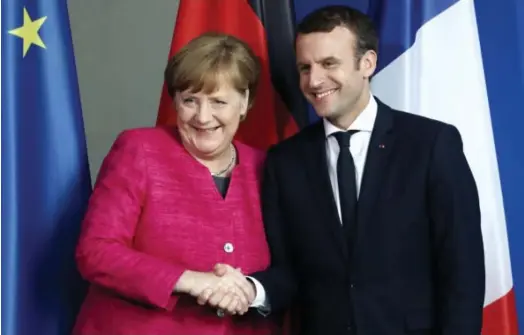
[164,32,261,110]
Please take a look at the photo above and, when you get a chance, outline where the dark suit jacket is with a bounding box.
[252,99,485,335]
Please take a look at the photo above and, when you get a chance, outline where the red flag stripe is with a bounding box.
[482,288,519,335]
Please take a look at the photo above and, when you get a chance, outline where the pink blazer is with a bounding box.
[72,127,276,335]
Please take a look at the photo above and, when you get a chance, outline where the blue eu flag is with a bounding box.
[2,1,92,334]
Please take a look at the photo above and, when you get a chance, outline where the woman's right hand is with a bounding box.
[174,270,218,296]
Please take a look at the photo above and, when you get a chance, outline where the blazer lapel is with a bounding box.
[305,121,348,260]
[354,99,395,250]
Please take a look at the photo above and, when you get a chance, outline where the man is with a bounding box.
[205,5,485,335]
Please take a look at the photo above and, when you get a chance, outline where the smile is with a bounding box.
[313,89,338,100]
[193,126,221,133]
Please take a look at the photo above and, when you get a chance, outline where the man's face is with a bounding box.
[296,26,375,124]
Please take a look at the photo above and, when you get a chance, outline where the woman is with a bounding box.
[72,32,277,335]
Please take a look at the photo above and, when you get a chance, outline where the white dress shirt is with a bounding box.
[324,94,378,220]
[249,94,378,310]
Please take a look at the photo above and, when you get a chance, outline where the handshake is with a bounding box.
[175,263,256,315]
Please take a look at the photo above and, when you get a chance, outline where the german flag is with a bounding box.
[156,0,309,150]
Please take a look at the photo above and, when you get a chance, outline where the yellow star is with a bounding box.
[8,7,47,57]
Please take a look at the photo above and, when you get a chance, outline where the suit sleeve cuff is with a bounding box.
[246,276,271,314]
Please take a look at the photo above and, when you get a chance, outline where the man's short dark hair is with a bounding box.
[297,5,378,61]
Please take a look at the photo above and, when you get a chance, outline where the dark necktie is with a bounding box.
[333,130,359,252]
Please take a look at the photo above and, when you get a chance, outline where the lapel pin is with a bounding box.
[379,144,386,149]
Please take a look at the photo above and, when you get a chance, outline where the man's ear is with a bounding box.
[360,50,377,79]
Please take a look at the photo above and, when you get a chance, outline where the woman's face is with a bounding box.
[175,79,248,159]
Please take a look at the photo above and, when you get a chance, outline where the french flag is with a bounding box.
[371,0,519,333]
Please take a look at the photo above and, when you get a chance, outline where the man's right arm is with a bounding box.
[249,146,298,314]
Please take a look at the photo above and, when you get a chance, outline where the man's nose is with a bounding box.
[308,67,325,88]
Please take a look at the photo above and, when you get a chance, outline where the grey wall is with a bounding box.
[68,0,180,180]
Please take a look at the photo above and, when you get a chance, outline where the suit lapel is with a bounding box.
[354,99,395,252]
[305,121,349,260]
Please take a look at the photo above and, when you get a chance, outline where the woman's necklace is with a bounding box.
[211,145,236,177]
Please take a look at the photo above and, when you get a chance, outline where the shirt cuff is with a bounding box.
[246,276,271,313]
